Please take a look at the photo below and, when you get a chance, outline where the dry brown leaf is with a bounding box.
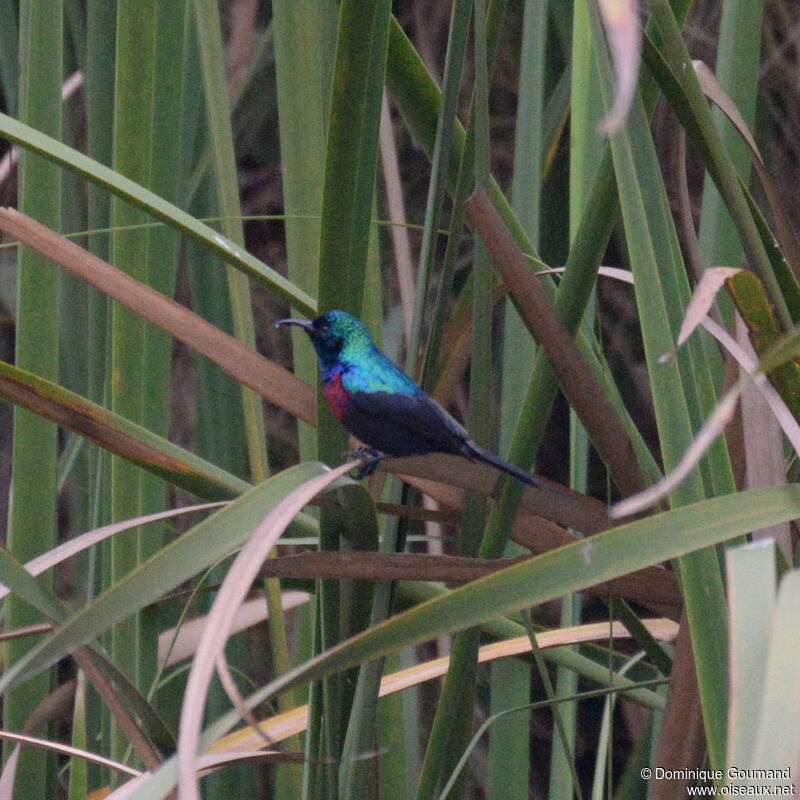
[597,0,642,135]
[658,266,741,363]
[693,60,800,280]
[464,188,646,498]
[0,208,315,424]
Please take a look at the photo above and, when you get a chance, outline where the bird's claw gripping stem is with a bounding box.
[345,446,386,479]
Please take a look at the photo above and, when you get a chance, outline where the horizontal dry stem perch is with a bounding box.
[255,550,680,617]
[0,207,603,530]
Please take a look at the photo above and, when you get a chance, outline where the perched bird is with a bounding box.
[275,310,552,491]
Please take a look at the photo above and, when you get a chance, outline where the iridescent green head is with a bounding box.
[275,310,376,370]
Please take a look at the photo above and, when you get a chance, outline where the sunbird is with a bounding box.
[276,310,552,491]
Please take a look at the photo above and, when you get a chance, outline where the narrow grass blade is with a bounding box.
[407,0,471,371]
[318,0,392,314]
[273,0,327,462]
[108,0,158,747]
[417,4,494,794]
[495,4,548,793]
[0,112,316,315]
[192,0,269,485]
[0,729,140,780]
[190,18,292,794]
[697,0,764,277]
[6,2,63,792]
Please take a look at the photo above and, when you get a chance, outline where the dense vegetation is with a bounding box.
[0,1,799,798]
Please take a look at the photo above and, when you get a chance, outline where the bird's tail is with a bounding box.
[462,441,558,493]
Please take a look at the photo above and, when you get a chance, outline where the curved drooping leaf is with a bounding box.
[176,462,357,800]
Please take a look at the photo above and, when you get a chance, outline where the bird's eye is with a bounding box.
[319,324,330,335]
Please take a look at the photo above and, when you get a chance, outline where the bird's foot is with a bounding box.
[344,446,386,479]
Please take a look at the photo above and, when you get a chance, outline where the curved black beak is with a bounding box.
[274,317,314,334]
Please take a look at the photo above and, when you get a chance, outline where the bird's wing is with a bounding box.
[345,388,470,457]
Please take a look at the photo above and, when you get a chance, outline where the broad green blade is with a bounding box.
[6,1,63,792]
[725,540,776,767]
[315,0,391,786]
[750,570,800,773]
[122,485,800,800]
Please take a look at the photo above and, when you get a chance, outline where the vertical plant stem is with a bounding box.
[500,0,545,452]
[130,0,189,707]
[436,1,493,793]
[109,0,155,762]
[548,3,602,795]
[697,0,765,271]
[490,2,548,795]
[84,0,116,774]
[591,4,730,767]
[273,0,328,462]
[406,0,472,373]
[315,1,391,791]
[192,0,269,483]
[192,7,295,796]
[419,6,502,797]
[85,0,114,401]
[5,3,62,797]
